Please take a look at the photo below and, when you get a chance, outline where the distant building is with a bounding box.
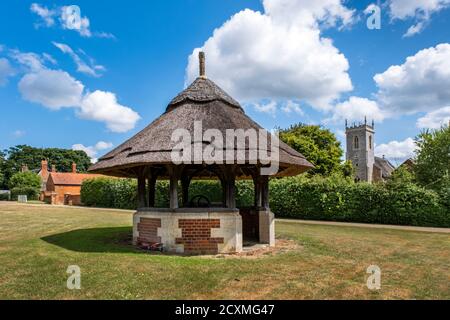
[346,119,395,183]
[42,162,104,205]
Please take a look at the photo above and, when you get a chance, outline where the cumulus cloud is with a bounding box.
[375,137,417,161]
[281,100,304,116]
[30,3,114,38]
[185,0,354,110]
[79,91,141,133]
[0,58,15,86]
[250,100,277,117]
[374,43,450,114]
[52,42,105,77]
[72,141,113,163]
[389,0,450,37]
[325,96,386,124]
[11,47,139,132]
[417,106,450,129]
[12,130,26,138]
[18,69,84,109]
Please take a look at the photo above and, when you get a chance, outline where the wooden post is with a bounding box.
[168,166,179,209]
[223,166,236,209]
[147,169,157,208]
[261,175,269,210]
[254,177,262,208]
[137,167,147,208]
[181,175,191,207]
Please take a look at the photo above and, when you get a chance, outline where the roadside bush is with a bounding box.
[81,175,449,227]
[10,187,39,201]
[0,192,10,201]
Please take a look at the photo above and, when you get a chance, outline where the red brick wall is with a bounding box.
[137,218,162,245]
[176,219,224,254]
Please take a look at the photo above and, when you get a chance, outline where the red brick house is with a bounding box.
[43,163,104,205]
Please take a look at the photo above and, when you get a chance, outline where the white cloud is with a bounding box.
[389,0,450,36]
[374,43,450,114]
[281,100,304,116]
[60,5,92,37]
[72,141,113,163]
[251,101,277,116]
[11,46,139,132]
[53,42,105,77]
[326,96,385,124]
[10,50,47,72]
[18,69,84,109]
[30,3,56,27]
[79,91,141,133]
[185,0,354,110]
[375,137,417,161]
[30,3,114,39]
[0,58,15,86]
[417,106,450,129]
[12,130,26,138]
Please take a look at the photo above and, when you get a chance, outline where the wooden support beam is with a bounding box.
[137,167,147,209]
[222,165,236,209]
[181,175,192,207]
[147,168,158,208]
[261,175,269,210]
[167,166,180,209]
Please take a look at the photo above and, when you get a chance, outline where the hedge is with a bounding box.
[10,187,39,201]
[81,176,449,227]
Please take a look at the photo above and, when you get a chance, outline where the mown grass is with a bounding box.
[0,202,448,300]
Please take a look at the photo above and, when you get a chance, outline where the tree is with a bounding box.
[0,145,91,189]
[414,125,450,191]
[0,151,5,189]
[9,171,41,190]
[279,124,344,176]
[8,171,42,201]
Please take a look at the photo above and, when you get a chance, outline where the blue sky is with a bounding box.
[1,0,449,164]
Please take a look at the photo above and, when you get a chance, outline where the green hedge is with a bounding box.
[10,187,39,201]
[81,176,449,227]
[270,176,448,227]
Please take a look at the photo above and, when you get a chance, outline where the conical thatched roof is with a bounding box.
[89,60,313,178]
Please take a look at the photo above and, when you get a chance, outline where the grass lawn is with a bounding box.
[0,202,448,300]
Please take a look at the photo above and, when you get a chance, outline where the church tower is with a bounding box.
[345,118,375,182]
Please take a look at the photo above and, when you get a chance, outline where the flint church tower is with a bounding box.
[345,118,375,182]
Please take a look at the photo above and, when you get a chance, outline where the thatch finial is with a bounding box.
[199,51,206,78]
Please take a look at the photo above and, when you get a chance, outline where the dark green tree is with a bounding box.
[279,124,345,176]
[0,145,91,189]
[414,125,450,191]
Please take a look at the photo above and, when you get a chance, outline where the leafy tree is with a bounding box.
[414,125,450,191]
[279,123,344,176]
[387,165,415,189]
[0,145,91,189]
[0,150,5,189]
[9,171,41,190]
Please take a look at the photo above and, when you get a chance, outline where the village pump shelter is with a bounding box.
[89,53,313,254]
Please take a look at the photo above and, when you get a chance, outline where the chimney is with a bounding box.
[41,160,48,176]
[52,165,57,173]
[199,51,206,79]
[72,162,77,173]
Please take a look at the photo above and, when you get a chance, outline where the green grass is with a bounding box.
[0,202,449,300]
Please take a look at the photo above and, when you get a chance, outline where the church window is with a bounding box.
[354,136,359,149]
[369,135,372,149]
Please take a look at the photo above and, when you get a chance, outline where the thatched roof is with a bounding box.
[89,61,313,178]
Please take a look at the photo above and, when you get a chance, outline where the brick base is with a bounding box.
[176,219,224,254]
[137,218,162,244]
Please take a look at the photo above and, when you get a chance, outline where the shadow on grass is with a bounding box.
[41,227,139,254]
